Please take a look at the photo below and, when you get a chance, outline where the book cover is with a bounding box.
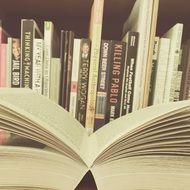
[121,31,139,115]
[21,19,43,88]
[94,40,112,130]
[105,41,126,123]
[77,39,91,126]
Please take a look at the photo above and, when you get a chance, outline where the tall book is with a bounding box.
[43,21,59,98]
[21,19,43,88]
[105,41,126,123]
[162,23,183,102]
[85,0,105,133]
[122,0,159,111]
[94,40,112,130]
[121,31,139,115]
[152,37,170,105]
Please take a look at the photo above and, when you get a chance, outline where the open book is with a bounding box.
[0,88,190,190]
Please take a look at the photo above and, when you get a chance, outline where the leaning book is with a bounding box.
[0,88,190,190]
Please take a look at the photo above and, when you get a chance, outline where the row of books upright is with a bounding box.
[0,0,190,134]
[0,16,140,131]
[149,23,190,106]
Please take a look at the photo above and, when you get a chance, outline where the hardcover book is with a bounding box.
[0,88,190,190]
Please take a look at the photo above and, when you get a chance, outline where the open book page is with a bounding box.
[91,155,190,190]
[88,100,190,166]
[0,88,89,164]
[0,146,88,190]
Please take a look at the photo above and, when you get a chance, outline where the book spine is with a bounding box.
[85,0,104,133]
[65,31,75,111]
[6,38,12,87]
[0,43,7,87]
[77,39,91,126]
[69,39,81,118]
[179,42,190,100]
[148,37,159,106]
[106,41,126,122]
[50,58,61,103]
[43,21,53,97]
[121,32,139,115]
[59,30,68,107]
[11,38,21,88]
[32,38,43,95]
[152,38,170,105]
[163,23,183,102]
[21,19,34,88]
[94,40,112,130]
[174,49,183,101]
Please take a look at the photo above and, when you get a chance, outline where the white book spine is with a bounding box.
[50,58,61,103]
[43,21,53,98]
[6,37,12,87]
[163,23,183,102]
[32,38,43,95]
[69,39,81,117]
[153,38,170,105]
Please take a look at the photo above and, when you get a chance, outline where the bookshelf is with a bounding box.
[0,0,190,189]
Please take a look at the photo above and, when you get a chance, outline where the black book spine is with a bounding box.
[59,30,68,107]
[94,40,112,130]
[65,31,75,111]
[77,39,91,126]
[105,41,126,123]
[11,38,21,88]
[21,20,34,88]
[121,32,139,115]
